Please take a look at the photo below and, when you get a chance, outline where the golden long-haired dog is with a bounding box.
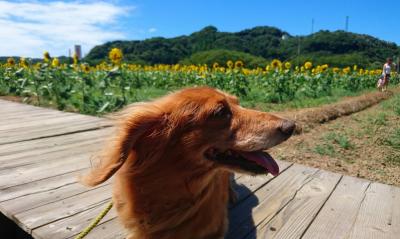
[81,87,295,239]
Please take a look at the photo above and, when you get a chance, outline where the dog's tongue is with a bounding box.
[239,151,280,176]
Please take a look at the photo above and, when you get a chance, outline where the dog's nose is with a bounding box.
[279,120,296,136]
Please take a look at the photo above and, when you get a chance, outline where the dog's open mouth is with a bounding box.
[204,148,279,176]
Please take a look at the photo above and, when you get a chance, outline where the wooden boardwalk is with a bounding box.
[0,99,399,239]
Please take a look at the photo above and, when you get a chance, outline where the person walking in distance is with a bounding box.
[381,58,393,92]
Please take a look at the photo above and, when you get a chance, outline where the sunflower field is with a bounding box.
[0,49,398,115]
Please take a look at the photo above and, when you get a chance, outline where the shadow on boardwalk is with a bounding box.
[227,178,259,239]
[1,212,33,239]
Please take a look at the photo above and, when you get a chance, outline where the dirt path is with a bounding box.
[277,90,395,134]
[272,91,400,186]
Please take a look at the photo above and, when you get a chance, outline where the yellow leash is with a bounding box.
[75,201,114,239]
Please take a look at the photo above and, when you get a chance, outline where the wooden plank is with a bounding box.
[0,103,58,117]
[0,104,70,113]
[0,103,38,111]
[0,101,62,112]
[0,120,110,145]
[348,182,399,239]
[0,100,45,111]
[226,164,318,239]
[0,103,54,112]
[0,107,45,114]
[74,218,126,239]
[0,152,93,189]
[14,185,112,233]
[0,114,87,130]
[0,180,110,216]
[0,138,103,170]
[390,187,400,239]
[0,168,88,203]
[249,170,341,239]
[0,137,101,168]
[0,111,65,123]
[302,175,370,239]
[33,201,117,239]
[0,127,113,158]
[230,160,292,206]
[0,116,107,135]
[0,102,85,123]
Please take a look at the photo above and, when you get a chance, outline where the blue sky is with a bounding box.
[1,0,399,57]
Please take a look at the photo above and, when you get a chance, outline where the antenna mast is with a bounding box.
[311,18,315,34]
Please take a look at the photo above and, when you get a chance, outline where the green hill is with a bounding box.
[85,26,400,68]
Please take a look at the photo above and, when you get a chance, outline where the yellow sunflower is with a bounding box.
[284,62,291,69]
[19,57,28,68]
[234,60,244,68]
[213,62,219,69]
[226,60,234,69]
[7,57,15,66]
[304,61,312,70]
[43,51,51,62]
[332,67,340,73]
[52,58,60,67]
[342,67,351,74]
[271,59,282,69]
[109,48,123,64]
[81,63,91,73]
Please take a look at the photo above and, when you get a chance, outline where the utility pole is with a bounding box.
[345,16,349,31]
[311,18,315,34]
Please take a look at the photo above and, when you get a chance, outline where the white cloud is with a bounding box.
[148,27,157,33]
[0,1,131,58]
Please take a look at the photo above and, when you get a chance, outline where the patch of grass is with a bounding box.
[379,98,393,110]
[380,92,400,116]
[373,168,387,176]
[314,144,336,156]
[128,87,170,103]
[375,113,388,125]
[391,93,400,115]
[348,127,363,138]
[367,112,387,126]
[384,152,400,165]
[336,135,353,149]
[395,105,400,116]
[324,132,353,150]
[383,128,400,150]
[351,115,362,122]
[324,132,337,141]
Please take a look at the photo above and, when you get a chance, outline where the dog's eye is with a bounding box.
[212,106,232,120]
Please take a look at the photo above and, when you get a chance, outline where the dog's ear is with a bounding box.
[80,103,163,186]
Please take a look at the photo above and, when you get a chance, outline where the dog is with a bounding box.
[81,87,295,239]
